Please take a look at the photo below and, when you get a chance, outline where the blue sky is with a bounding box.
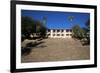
[21,10,90,29]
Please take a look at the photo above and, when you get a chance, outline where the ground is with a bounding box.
[21,38,90,63]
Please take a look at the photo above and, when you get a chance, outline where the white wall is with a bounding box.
[0,0,99,73]
[47,29,72,38]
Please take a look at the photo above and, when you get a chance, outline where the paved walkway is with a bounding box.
[21,38,90,63]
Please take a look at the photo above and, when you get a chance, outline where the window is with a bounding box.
[61,30,63,32]
[66,29,69,32]
[66,34,69,36]
[48,29,50,32]
[53,30,55,32]
[57,30,60,32]
[57,34,60,36]
[48,34,50,36]
[70,34,72,36]
[53,34,55,36]
[62,34,64,36]
[69,30,72,32]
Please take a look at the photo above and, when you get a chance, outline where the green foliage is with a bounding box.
[72,25,85,39]
[21,16,47,41]
[40,26,46,37]
[72,19,90,45]
[84,19,90,44]
[21,16,35,39]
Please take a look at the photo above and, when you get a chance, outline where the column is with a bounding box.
[50,29,53,38]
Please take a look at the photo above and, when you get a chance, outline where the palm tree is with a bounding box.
[68,16,74,21]
[39,16,47,38]
[43,16,47,26]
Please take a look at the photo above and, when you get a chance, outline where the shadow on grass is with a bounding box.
[21,41,46,56]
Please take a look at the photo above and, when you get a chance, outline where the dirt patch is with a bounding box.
[21,38,90,63]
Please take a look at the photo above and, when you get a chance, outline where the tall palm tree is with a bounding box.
[68,16,74,21]
[43,16,47,27]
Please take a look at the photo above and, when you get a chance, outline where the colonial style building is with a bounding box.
[43,17,72,38]
[46,29,72,38]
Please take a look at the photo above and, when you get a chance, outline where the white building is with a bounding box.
[46,29,72,38]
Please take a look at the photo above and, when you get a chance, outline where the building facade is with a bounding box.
[46,29,72,38]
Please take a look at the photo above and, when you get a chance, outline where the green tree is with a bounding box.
[21,16,35,41]
[72,25,85,40]
[39,25,46,38]
[21,16,47,41]
[83,19,90,44]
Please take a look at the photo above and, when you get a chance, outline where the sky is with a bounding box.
[21,10,90,29]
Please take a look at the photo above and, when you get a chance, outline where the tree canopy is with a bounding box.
[21,16,47,41]
[72,25,85,39]
[72,19,90,45]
